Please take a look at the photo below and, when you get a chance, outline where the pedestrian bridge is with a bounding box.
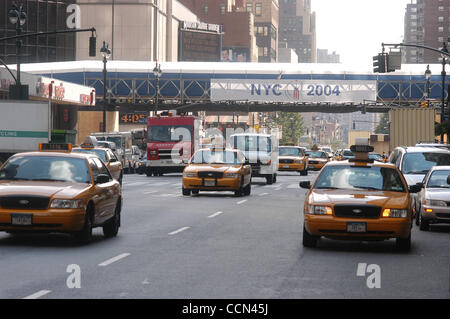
[19,61,449,113]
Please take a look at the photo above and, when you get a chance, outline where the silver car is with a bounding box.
[415,166,450,230]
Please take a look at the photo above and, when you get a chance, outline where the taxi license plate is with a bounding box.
[347,222,366,233]
[204,180,216,187]
[11,214,32,226]
[282,165,290,168]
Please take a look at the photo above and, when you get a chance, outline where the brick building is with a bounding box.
[403,0,450,64]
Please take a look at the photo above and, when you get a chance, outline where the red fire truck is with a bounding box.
[146,114,201,176]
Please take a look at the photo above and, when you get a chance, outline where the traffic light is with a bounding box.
[89,35,96,57]
[373,53,386,73]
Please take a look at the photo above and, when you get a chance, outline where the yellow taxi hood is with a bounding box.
[185,165,241,173]
[309,157,327,161]
[0,181,90,198]
[308,189,409,208]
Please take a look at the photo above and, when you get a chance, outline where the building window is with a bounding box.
[255,3,262,16]
[219,4,225,14]
[246,3,252,12]
[438,16,444,22]
[438,6,444,11]
[258,46,263,56]
[438,36,444,42]
[438,26,444,32]
[263,47,268,57]
[202,3,208,15]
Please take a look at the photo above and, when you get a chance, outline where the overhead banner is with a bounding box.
[210,79,377,103]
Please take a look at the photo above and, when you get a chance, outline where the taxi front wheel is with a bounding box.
[396,234,411,252]
[182,188,191,196]
[103,201,120,238]
[302,226,319,248]
[73,205,94,245]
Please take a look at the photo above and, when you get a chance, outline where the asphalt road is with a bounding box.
[0,171,449,299]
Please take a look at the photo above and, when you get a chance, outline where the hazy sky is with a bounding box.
[311,0,411,68]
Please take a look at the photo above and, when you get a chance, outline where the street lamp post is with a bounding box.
[153,62,162,114]
[100,41,111,132]
[8,4,27,99]
[425,64,431,108]
[441,42,448,142]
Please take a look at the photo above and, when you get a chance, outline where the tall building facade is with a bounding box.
[403,0,450,64]
[179,0,258,62]
[76,0,199,62]
[245,0,279,62]
[317,49,340,63]
[0,0,76,65]
[278,0,316,63]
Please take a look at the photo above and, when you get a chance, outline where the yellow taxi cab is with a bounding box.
[299,139,419,251]
[0,143,122,244]
[305,148,329,171]
[278,146,309,176]
[72,136,123,185]
[182,148,252,196]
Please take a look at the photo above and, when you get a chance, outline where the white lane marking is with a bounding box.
[208,211,223,218]
[237,199,247,205]
[123,182,148,187]
[98,253,131,267]
[287,183,299,189]
[23,290,51,299]
[143,190,157,194]
[259,192,269,196]
[142,279,151,285]
[168,227,190,236]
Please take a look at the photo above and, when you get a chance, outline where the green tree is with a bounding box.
[265,112,305,145]
[374,113,389,134]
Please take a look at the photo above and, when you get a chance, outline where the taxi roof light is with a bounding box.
[39,143,72,152]
[80,135,99,149]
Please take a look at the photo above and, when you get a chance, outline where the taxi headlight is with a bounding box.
[224,173,240,179]
[424,199,447,207]
[382,209,408,218]
[306,205,333,215]
[183,172,197,177]
[50,199,85,209]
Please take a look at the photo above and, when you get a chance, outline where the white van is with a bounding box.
[229,133,279,184]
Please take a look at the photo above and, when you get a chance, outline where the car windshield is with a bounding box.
[402,152,450,174]
[306,151,327,158]
[314,165,406,192]
[369,153,383,161]
[148,125,193,142]
[191,150,243,165]
[72,149,107,162]
[426,170,450,188]
[279,147,303,156]
[342,150,354,156]
[0,156,91,183]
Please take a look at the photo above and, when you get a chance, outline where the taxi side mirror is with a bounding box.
[408,184,422,193]
[110,157,117,163]
[96,174,110,184]
[299,181,311,189]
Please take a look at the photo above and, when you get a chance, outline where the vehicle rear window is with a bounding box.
[314,165,406,192]
[0,156,91,183]
[402,152,450,174]
[72,149,107,162]
[279,148,303,156]
[306,151,327,158]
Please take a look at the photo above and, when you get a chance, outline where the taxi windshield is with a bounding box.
[314,165,406,192]
[279,148,303,156]
[306,151,327,158]
[72,149,107,162]
[0,156,91,183]
[426,170,450,188]
[191,150,242,165]
[402,152,450,174]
